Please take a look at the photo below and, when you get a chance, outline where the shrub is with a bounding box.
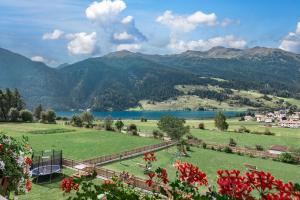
[56,116,62,120]
[128,124,137,132]
[20,109,33,122]
[115,120,124,132]
[214,111,229,131]
[202,143,207,149]
[152,130,160,138]
[236,126,250,133]
[264,129,275,136]
[8,107,19,122]
[255,145,264,151]
[229,138,237,147]
[278,153,296,164]
[224,146,233,154]
[71,115,83,127]
[104,116,114,131]
[198,123,205,130]
[140,117,148,122]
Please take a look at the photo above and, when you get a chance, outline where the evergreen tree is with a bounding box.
[8,108,19,122]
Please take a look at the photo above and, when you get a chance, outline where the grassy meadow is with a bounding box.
[103,146,300,185]
[0,122,160,160]
[122,119,300,149]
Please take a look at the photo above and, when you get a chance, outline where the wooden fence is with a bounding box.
[63,158,160,192]
[82,141,176,165]
[187,139,300,162]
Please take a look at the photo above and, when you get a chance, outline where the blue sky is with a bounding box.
[0,0,300,66]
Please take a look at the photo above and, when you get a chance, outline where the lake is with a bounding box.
[56,111,242,120]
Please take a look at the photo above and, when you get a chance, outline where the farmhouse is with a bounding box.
[268,145,289,155]
[255,114,265,122]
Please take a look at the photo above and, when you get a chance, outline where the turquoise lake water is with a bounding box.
[56,111,242,120]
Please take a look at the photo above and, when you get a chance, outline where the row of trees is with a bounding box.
[0,89,25,121]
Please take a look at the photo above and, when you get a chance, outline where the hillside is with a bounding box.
[0,47,299,111]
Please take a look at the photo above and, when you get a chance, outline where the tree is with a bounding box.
[20,109,33,122]
[0,88,25,121]
[128,123,138,135]
[115,120,124,132]
[40,111,48,123]
[46,109,56,123]
[71,115,83,127]
[214,111,229,131]
[81,112,94,125]
[34,104,43,120]
[104,116,114,131]
[8,108,19,122]
[198,123,205,129]
[157,115,190,140]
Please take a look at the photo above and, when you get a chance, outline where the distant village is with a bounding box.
[245,110,300,128]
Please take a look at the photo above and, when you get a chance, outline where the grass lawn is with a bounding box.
[0,122,161,160]
[122,119,300,149]
[17,168,103,200]
[103,147,300,185]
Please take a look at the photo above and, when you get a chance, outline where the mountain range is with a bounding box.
[0,47,299,111]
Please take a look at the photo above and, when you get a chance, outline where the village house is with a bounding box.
[255,114,265,122]
[244,115,254,121]
[268,145,289,155]
[279,120,300,128]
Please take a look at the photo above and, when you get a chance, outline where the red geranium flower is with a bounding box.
[0,143,3,151]
[175,161,208,187]
[61,177,80,193]
[25,157,32,166]
[217,170,253,200]
[143,152,157,162]
[146,172,156,187]
[26,179,32,192]
[156,168,169,184]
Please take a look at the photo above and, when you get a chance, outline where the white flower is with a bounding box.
[0,160,5,170]
[17,156,24,167]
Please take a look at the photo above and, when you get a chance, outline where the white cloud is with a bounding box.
[42,29,64,40]
[156,10,217,33]
[279,22,300,53]
[121,15,133,24]
[116,43,141,51]
[86,0,126,24]
[113,31,135,41]
[67,32,97,55]
[31,56,47,62]
[31,56,56,66]
[168,35,247,52]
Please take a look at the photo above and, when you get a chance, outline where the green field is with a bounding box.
[122,119,300,149]
[103,146,300,185]
[0,122,160,160]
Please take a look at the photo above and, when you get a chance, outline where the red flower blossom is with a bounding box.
[61,177,80,193]
[217,170,253,200]
[175,161,208,187]
[0,143,3,151]
[156,168,169,184]
[143,152,157,162]
[26,179,32,192]
[146,172,156,187]
[25,157,32,166]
